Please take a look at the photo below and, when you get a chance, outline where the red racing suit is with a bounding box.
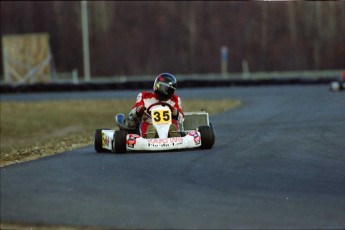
[128,91,184,137]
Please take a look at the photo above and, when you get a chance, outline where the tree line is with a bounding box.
[1,1,344,77]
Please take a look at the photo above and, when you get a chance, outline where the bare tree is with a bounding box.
[1,1,344,76]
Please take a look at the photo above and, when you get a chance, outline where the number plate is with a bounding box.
[151,108,171,125]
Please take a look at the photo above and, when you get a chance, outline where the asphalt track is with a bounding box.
[1,85,345,229]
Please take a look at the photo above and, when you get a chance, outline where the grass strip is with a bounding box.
[0,99,241,167]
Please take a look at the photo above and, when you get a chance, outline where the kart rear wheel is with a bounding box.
[94,129,110,153]
[199,126,214,149]
[113,130,127,154]
[209,122,216,145]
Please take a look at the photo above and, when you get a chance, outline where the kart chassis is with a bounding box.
[94,108,215,153]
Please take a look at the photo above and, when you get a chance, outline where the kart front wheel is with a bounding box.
[199,126,215,149]
[113,130,127,154]
[94,129,110,153]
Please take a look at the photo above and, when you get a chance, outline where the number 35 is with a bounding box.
[153,111,170,122]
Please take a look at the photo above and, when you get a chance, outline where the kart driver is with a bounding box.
[127,73,184,138]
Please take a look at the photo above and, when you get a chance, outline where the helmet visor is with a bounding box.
[156,82,176,100]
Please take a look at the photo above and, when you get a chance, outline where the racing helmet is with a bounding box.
[153,73,177,101]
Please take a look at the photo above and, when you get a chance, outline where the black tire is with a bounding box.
[94,129,110,153]
[113,130,127,153]
[209,122,216,146]
[199,126,214,149]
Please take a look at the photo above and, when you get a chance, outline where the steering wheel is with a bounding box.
[146,102,174,117]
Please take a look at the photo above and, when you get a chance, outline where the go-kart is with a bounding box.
[94,102,215,153]
[330,72,345,91]
[329,80,345,91]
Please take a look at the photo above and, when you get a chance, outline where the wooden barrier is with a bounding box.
[2,33,52,84]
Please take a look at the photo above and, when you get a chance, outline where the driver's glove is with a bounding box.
[172,108,179,120]
[136,105,146,117]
